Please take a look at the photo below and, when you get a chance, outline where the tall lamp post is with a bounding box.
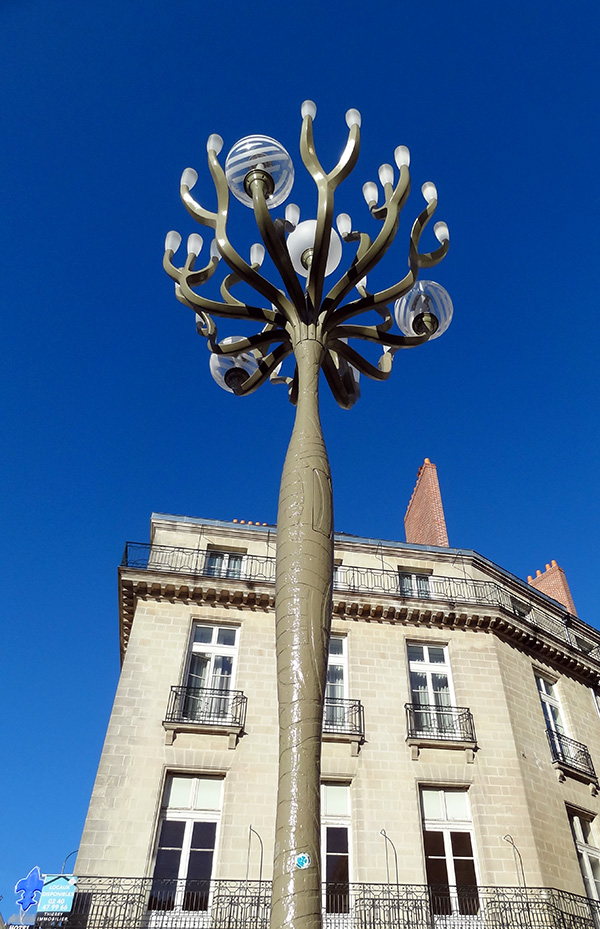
[163,100,452,929]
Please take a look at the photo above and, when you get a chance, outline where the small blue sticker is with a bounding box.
[295,853,311,870]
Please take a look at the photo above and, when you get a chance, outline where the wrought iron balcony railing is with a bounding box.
[323,698,365,738]
[121,542,597,656]
[165,686,248,730]
[405,704,476,744]
[37,877,600,929]
[546,727,598,781]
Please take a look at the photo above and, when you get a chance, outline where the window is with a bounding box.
[420,788,479,916]
[183,625,239,724]
[324,636,348,730]
[204,549,245,579]
[149,775,222,912]
[399,572,431,598]
[536,674,567,760]
[408,644,456,737]
[569,810,600,902]
[321,784,351,914]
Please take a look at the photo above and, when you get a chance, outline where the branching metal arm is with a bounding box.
[226,341,294,396]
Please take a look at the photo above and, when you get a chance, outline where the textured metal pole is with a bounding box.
[271,336,333,929]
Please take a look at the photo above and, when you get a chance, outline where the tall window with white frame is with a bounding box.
[420,787,479,917]
[536,674,567,761]
[183,625,239,724]
[407,644,456,738]
[569,809,600,904]
[149,774,223,913]
[324,636,348,732]
[321,783,351,914]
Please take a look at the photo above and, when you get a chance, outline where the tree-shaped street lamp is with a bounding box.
[163,100,452,929]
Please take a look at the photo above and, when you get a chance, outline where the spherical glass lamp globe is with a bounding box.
[209,337,259,394]
[287,220,343,278]
[225,135,294,209]
[394,280,453,341]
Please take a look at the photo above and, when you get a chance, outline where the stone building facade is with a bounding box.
[74,462,600,926]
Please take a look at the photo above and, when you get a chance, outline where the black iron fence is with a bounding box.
[165,686,247,730]
[34,878,600,929]
[121,543,594,656]
[547,728,598,782]
[323,698,365,738]
[405,704,476,743]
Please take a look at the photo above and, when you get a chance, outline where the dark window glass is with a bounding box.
[450,832,473,857]
[327,827,349,853]
[424,830,446,857]
[325,827,349,914]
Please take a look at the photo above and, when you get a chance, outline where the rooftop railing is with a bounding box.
[37,877,600,929]
[122,542,592,657]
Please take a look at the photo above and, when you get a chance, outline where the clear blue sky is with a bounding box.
[2,0,599,913]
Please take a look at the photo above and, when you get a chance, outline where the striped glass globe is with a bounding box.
[394,280,453,341]
[225,135,294,209]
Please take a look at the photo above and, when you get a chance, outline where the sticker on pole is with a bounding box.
[295,853,311,870]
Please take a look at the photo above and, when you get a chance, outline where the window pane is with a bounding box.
[326,855,349,884]
[194,626,213,644]
[153,848,182,880]
[329,637,344,656]
[323,785,349,816]
[195,778,222,810]
[158,820,185,848]
[428,647,446,664]
[217,627,236,646]
[226,555,243,578]
[410,671,429,705]
[451,831,474,856]
[191,821,217,850]
[416,575,430,598]
[400,574,414,596]
[407,644,424,663]
[445,791,469,821]
[166,777,194,808]
[422,790,443,820]
[423,830,446,856]
[432,674,451,706]
[327,827,349,853]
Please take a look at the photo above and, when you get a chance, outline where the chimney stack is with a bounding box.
[404,458,449,547]
[527,560,577,615]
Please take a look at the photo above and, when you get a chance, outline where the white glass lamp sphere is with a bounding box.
[209,337,259,394]
[225,135,294,209]
[394,280,453,341]
[287,220,342,277]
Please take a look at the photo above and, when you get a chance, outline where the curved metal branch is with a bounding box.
[321,350,356,410]
[181,184,218,229]
[300,115,361,319]
[178,273,283,324]
[327,339,393,381]
[208,329,290,356]
[322,165,411,323]
[249,178,308,318]
[230,342,295,396]
[328,324,429,350]
[206,151,297,323]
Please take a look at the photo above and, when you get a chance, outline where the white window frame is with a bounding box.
[399,570,432,599]
[150,775,223,918]
[536,674,566,736]
[569,809,600,903]
[420,787,480,920]
[321,783,352,916]
[324,635,349,732]
[182,625,240,724]
[408,644,458,738]
[204,548,246,580]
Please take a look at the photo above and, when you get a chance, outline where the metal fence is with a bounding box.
[165,686,248,730]
[547,728,598,782]
[323,698,365,738]
[121,543,594,657]
[34,878,600,929]
[405,704,476,743]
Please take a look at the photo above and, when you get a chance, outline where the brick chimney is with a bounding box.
[527,561,577,616]
[404,458,449,547]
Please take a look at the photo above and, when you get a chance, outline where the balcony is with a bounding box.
[546,728,598,785]
[37,877,600,929]
[121,542,592,657]
[323,698,365,754]
[405,704,477,761]
[163,686,247,748]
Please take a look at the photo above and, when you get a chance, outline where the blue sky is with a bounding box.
[2,0,600,913]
